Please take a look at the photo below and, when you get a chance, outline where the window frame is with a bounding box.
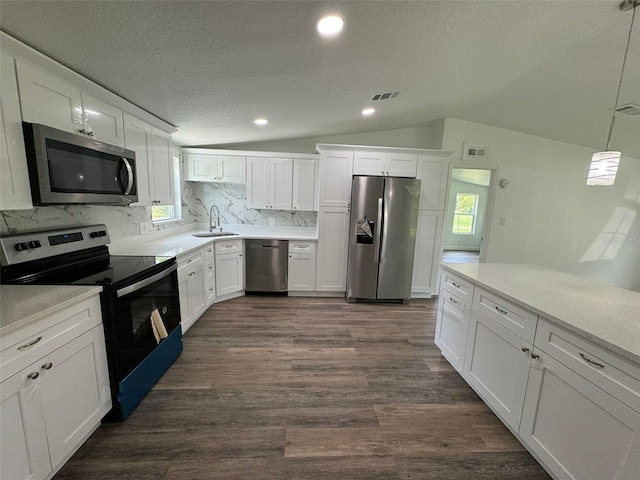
[452,193,479,235]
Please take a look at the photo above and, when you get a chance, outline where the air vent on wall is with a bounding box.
[370,91,400,101]
[615,103,640,115]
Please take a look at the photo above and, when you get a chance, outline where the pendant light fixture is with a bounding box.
[587,0,637,186]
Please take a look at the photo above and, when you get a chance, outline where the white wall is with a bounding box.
[441,118,640,291]
[443,179,489,250]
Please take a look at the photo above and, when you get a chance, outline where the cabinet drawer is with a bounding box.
[203,242,215,259]
[472,287,538,343]
[289,241,316,254]
[441,270,474,304]
[177,249,204,269]
[535,317,640,413]
[0,295,102,381]
[215,239,243,254]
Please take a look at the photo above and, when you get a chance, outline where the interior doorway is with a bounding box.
[442,166,497,263]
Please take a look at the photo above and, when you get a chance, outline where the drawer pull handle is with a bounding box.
[17,336,43,350]
[521,347,530,353]
[495,306,508,315]
[579,353,605,369]
[530,353,539,359]
[449,297,458,305]
[452,282,461,288]
[41,362,53,370]
[27,371,39,380]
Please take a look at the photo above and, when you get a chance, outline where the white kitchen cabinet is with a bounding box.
[215,239,244,297]
[184,152,246,183]
[292,159,316,211]
[150,129,175,206]
[315,207,350,291]
[177,248,207,332]
[288,241,317,292]
[318,150,353,207]
[17,61,124,146]
[416,155,449,210]
[246,157,292,210]
[0,298,111,480]
[520,349,640,480]
[203,243,216,306]
[353,151,417,177]
[434,289,471,374]
[411,210,443,297]
[0,53,32,211]
[463,308,532,431]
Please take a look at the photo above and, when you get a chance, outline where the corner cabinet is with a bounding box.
[215,239,244,298]
[183,151,246,183]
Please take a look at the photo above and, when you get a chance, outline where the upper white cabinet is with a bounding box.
[246,157,293,210]
[150,130,175,205]
[0,53,32,211]
[292,159,317,211]
[184,151,246,183]
[416,155,449,210]
[318,150,353,208]
[353,151,417,177]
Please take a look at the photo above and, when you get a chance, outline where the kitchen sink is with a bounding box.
[192,232,239,238]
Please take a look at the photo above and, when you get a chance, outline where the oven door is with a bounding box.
[105,263,181,383]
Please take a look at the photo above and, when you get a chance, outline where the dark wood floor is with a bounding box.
[54,297,550,480]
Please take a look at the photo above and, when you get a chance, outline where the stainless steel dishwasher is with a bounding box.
[245,239,289,294]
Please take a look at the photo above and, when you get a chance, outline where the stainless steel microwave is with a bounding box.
[23,122,138,206]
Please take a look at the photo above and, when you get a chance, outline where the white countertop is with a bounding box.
[0,284,103,336]
[109,224,317,257]
[440,263,640,364]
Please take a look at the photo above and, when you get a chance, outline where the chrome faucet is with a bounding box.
[209,205,221,232]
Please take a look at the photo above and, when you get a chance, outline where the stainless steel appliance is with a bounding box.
[245,239,288,294]
[0,225,181,420]
[23,122,138,206]
[346,176,421,302]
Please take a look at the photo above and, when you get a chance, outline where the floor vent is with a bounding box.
[615,103,640,116]
[370,91,400,101]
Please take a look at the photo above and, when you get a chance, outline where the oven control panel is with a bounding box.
[0,224,111,265]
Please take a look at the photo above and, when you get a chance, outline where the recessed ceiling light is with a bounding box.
[362,108,375,116]
[254,118,268,126]
[317,14,345,37]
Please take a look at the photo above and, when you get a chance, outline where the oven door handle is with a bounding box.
[116,263,177,298]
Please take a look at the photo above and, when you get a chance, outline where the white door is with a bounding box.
[189,260,207,320]
[411,210,443,296]
[16,61,83,134]
[353,151,385,176]
[186,153,217,182]
[177,263,193,331]
[315,207,350,291]
[463,308,532,430]
[216,253,243,296]
[520,350,640,480]
[246,157,270,209]
[292,159,316,211]
[288,253,316,291]
[270,158,293,210]
[435,291,470,374]
[124,113,153,206]
[386,153,417,177]
[319,151,354,207]
[417,156,449,210]
[0,53,32,211]
[80,93,124,147]
[217,155,246,183]
[150,129,175,205]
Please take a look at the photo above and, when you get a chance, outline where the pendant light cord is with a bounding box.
[606,0,637,151]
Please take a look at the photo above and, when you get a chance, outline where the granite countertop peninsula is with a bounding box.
[109,224,318,257]
[0,284,103,336]
[440,263,640,364]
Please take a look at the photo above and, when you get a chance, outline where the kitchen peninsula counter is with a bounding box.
[440,263,640,364]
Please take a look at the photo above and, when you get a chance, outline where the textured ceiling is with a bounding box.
[0,1,638,157]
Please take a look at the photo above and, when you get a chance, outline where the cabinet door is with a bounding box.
[218,155,246,183]
[80,93,124,147]
[0,371,50,480]
[411,210,443,296]
[288,253,316,291]
[246,157,270,209]
[520,350,640,480]
[16,61,83,134]
[319,151,353,207]
[270,158,293,210]
[435,291,470,373]
[353,151,385,176]
[386,153,417,177]
[215,253,243,296]
[292,159,316,211]
[124,113,153,205]
[39,325,111,468]
[316,207,350,291]
[417,156,448,210]
[150,129,175,205]
[463,308,532,431]
[189,260,207,321]
[185,153,217,182]
[177,263,192,332]
[0,53,33,211]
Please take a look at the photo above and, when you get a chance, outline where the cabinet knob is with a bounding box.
[41,362,53,370]
[27,372,39,380]
[521,347,530,353]
[530,353,539,359]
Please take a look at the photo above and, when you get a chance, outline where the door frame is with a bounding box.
[443,162,500,263]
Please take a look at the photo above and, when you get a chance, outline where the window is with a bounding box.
[151,156,181,222]
[452,193,479,235]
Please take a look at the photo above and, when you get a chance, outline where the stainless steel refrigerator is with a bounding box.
[346,176,421,302]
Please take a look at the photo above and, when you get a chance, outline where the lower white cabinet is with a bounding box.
[204,243,216,306]
[315,207,350,291]
[0,322,110,480]
[177,248,207,332]
[215,239,244,297]
[411,210,443,297]
[288,241,316,292]
[434,289,470,374]
[520,350,640,480]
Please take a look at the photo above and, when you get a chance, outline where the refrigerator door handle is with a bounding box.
[374,197,383,264]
